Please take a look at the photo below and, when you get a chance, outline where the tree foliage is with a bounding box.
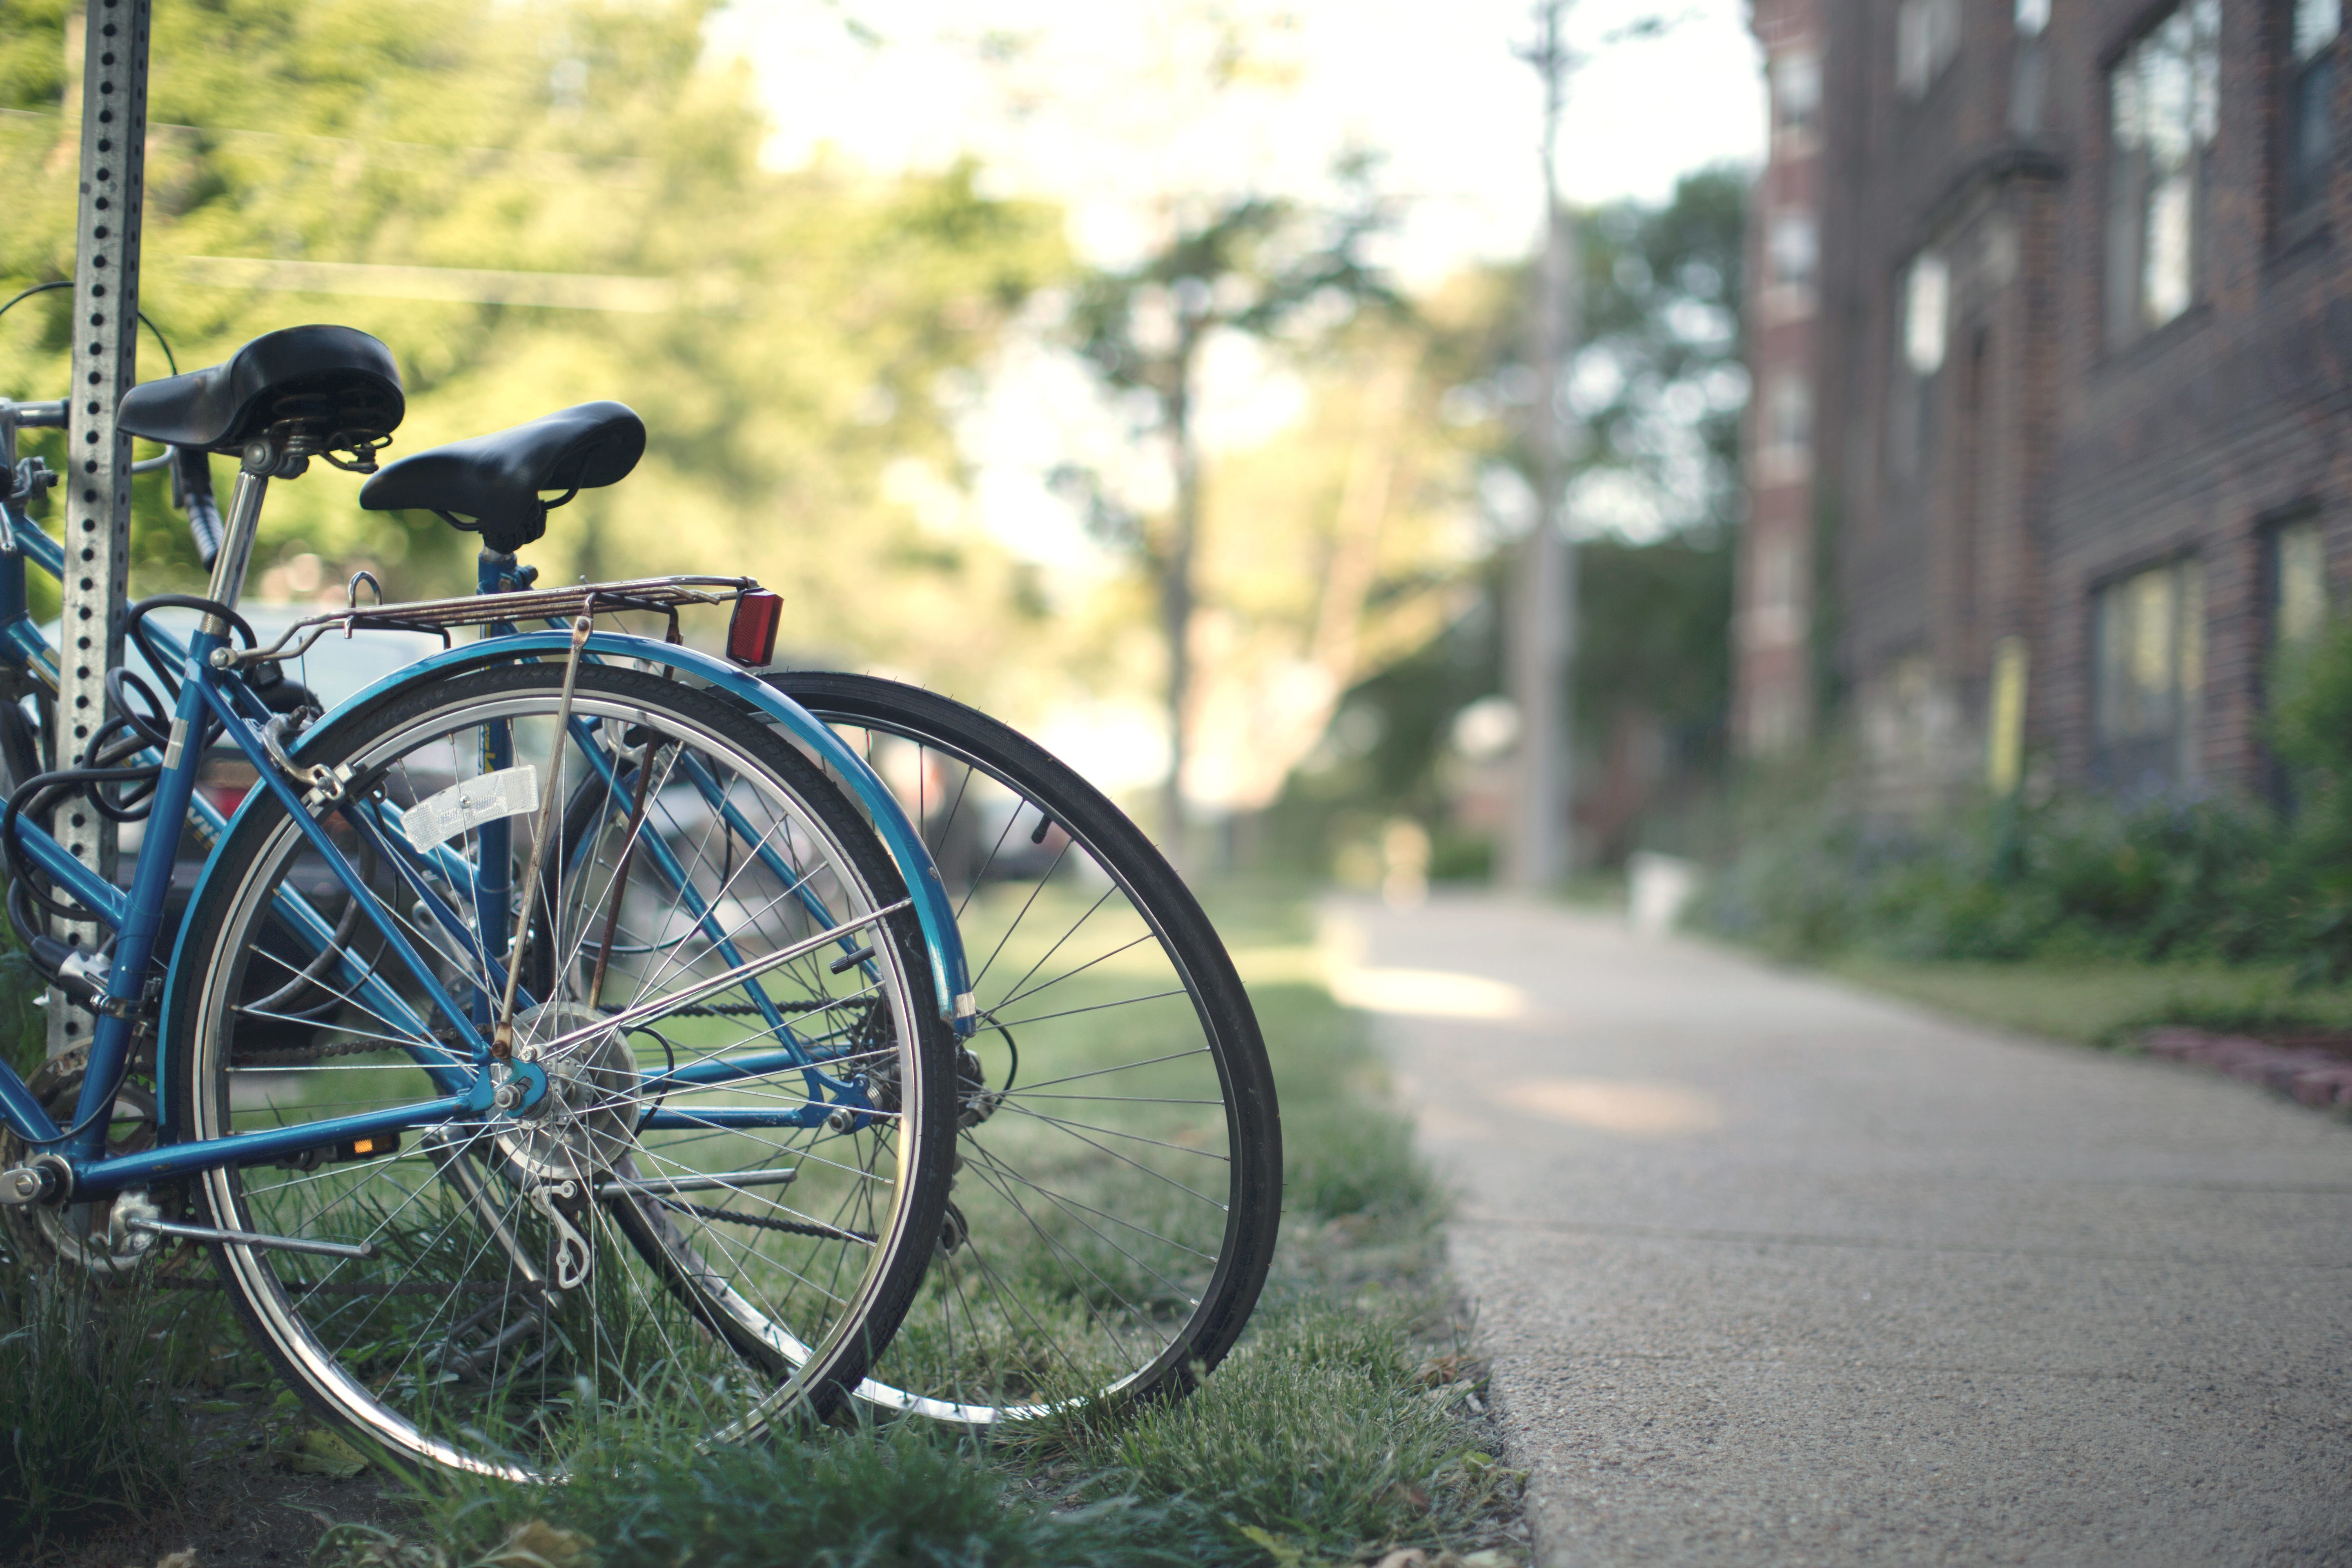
[1275,169,1749,867]
[1570,166,1748,536]
[0,0,1067,695]
[1058,165,1398,835]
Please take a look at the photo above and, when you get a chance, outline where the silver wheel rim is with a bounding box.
[186,679,935,1474]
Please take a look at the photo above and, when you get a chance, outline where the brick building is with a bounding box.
[1740,0,1831,758]
[1737,0,2352,803]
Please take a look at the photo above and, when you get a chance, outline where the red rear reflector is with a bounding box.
[728,589,782,667]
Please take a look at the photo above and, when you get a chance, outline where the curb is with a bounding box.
[2138,1026,2352,1111]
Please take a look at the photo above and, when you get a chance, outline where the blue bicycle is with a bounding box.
[0,323,980,1476]
[0,318,1286,1475]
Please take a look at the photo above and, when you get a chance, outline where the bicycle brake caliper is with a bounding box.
[257,712,354,807]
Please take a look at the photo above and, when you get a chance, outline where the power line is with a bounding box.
[0,106,653,188]
[165,256,708,314]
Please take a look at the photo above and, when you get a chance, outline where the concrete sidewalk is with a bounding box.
[1341,895,2352,1567]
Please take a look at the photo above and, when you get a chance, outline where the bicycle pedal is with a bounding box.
[0,1161,63,1206]
[272,1129,402,1172]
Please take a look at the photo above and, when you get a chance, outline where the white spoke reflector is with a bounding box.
[405,765,541,852]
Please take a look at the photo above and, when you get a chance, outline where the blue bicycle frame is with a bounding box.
[0,488,973,1203]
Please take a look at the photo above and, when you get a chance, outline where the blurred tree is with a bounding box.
[1274,167,1748,871]
[1568,167,1748,541]
[1179,305,1487,829]
[0,0,1067,697]
[1568,534,1735,860]
[1557,170,1745,860]
[1061,169,1393,847]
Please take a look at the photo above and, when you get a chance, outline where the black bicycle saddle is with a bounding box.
[357,401,645,553]
[116,325,403,454]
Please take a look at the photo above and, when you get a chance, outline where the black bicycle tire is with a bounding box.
[767,670,1283,1414]
[164,661,959,1466]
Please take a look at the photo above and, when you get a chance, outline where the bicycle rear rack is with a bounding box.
[216,574,760,668]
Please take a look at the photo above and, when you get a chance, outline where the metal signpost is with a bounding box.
[50,0,150,1058]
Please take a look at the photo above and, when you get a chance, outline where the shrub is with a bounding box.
[1689,789,2304,966]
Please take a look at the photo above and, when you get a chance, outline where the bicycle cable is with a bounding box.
[0,279,179,373]
[0,595,253,1145]
[0,597,256,943]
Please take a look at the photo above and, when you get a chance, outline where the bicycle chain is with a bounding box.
[228,999,843,1066]
[151,1198,874,1295]
[229,1037,404,1067]
[646,1196,875,1245]
[159,1274,549,1298]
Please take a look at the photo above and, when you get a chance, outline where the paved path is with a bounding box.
[1336,895,2352,1567]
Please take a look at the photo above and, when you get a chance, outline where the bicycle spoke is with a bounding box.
[175,663,953,1476]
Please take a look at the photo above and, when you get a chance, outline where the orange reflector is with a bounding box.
[728,589,783,667]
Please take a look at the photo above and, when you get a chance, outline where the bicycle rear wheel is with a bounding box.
[772,673,1281,1423]
[167,661,955,1476]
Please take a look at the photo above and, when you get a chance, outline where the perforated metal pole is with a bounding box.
[50,0,150,1058]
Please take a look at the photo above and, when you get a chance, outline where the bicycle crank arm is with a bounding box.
[423,1128,552,1294]
[124,1216,377,1260]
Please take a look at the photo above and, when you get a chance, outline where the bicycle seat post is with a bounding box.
[199,438,286,633]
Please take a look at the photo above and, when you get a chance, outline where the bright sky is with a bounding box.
[708,0,1766,285]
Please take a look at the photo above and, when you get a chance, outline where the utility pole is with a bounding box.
[1506,0,1576,891]
[50,0,149,1058]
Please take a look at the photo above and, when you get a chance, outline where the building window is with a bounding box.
[1747,535,1804,649]
[1903,253,1950,373]
[2267,515,2327,805]
[2284,0,2341,217]
[1890,252,1947,480]
[1898,0,1962,98]
[2273,514,2328,646]
[1768,210,1819,291]
[1758,537,1799,613]
[2013,0,2053,135]
[1773,49,1822,142]
[1747,684,1800,755]
[2107,0,2221,344]
[1761,372,1813,481]
[2093,557,2207,787]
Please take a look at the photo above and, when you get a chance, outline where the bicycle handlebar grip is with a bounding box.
[173,446,223,569]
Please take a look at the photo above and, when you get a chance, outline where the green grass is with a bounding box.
[1053,1304,1510,1564]
[331,1417,1176,1568]
[3,879,1503,1567]
[0,1267,204,1556]
[314,881,1504,1568]
[1821,953,2352,1047]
